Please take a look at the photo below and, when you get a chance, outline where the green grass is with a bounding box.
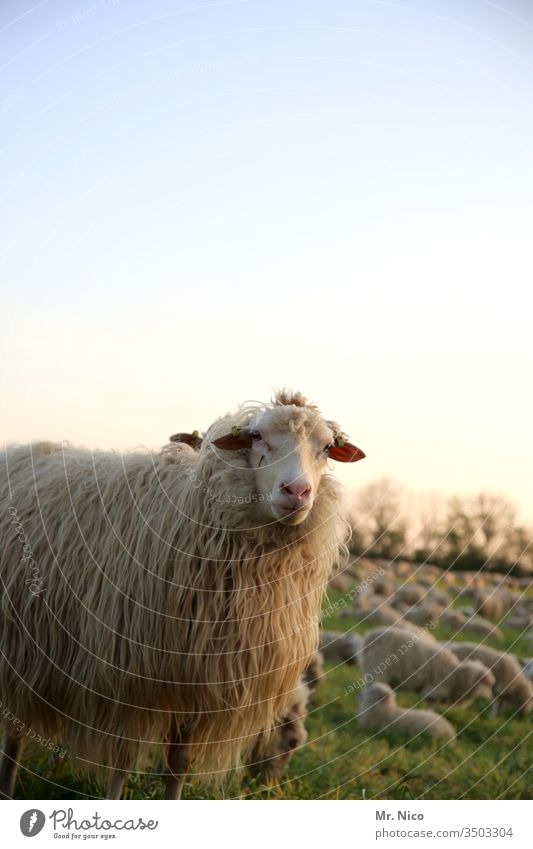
[10,589,533,800]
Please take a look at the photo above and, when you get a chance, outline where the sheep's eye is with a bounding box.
[250,430,262,441]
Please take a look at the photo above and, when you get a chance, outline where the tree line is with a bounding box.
[348,479,532,575]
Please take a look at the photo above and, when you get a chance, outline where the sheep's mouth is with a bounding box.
[273,503,311,525]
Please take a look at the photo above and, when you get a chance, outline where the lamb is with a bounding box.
[319,630,361,664]
[0,390,365,799]
[447,643,533,716]
[359,627,494,706]
[357,683,456,742]
[246,680,310,785]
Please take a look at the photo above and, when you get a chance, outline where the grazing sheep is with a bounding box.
[440,608,468,631]
[463,614,503,641]
[353,591,387,610]
[392,583,427,607]
[357,683,456,742]
[447,643,533,716]
[359,627,494,706]
[428,588,451,607]
[319,630,360,664]
[352,602,402,627]
[370,576,396,597]
[0,390,365,799]
[246,680,309,785]
[472,588,512,622]
[401,601,442,628]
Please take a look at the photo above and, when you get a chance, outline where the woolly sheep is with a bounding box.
[357,683,456,742]
[472,588,512,622]
[0,390,365,799]
[463,614,503,641]
[392,583,427,607]
[352,603,402,627]
[440,609,468,631]
[401,601,442,628]
[319,630,360,664]
[359,627,494,706]
[447,642,533,716]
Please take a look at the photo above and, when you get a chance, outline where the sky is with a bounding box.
[1,0,532,519]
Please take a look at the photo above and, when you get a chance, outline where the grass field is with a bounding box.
[10,587,533,801]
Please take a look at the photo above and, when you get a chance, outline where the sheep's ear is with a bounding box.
[328,437,366,463]
[169,431,203,450]
[212,427,253,450]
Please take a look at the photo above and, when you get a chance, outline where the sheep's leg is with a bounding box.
[0,730,22,799]
[164,721,191,800]
[105,771,126,800]
[489,700,499,719]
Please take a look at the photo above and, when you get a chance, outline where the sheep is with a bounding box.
[0,389,365,799]
[392,583,427,607]
[319,630,361,665]
[440,608,468,631]
[520,659,533,681]
[370,575,396,597]
[352,603,401,627]
[357,683,456,742]
[472,588,512,622]
[463,614,503,641]
[246,680,309,785]
[428,588,451,607]
[401,600,442,628]
[359,627,494,706]
[447,642,533,716]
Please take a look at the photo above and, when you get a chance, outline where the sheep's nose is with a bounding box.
[279,481,312,507]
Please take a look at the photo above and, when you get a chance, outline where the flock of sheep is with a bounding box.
[318,558,533,752]
[1,389,531,798]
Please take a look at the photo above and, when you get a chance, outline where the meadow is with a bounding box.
[11,584,532,801]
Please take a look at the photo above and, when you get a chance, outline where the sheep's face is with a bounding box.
[212,403,364,526]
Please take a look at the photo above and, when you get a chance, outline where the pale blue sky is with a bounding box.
[1,0,532,517]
